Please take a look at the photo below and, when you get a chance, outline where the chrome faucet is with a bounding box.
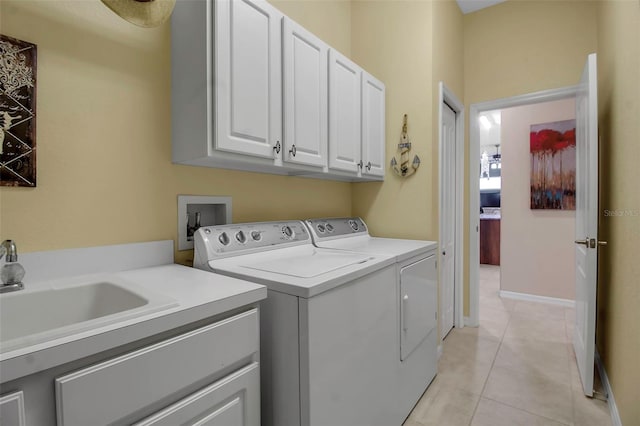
[0,240,25,293]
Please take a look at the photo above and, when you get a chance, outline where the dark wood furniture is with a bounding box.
[480,218,500,265]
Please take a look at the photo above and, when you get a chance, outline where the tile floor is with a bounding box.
[404,265,612,426]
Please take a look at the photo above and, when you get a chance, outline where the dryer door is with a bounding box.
[400,254,437,361]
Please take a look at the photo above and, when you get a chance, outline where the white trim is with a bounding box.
[499,290,575,307]
[469,85,578,329]
[438,82,465,334]
[595,348,622,426]
[437,344,443,360]
[463,316,474,327]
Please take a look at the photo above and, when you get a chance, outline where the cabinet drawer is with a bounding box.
[55,309,259,426]
[0,391,26,426]
[134,362,259,426]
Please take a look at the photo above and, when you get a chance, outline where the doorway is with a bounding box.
[469,86,579,326]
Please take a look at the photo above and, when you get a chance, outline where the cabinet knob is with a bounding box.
[358,160,363,169]
[289,144,297,157]
[366,161,372,171]
[273,141,281,154]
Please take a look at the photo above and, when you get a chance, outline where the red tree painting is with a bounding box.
[530,120,576,210]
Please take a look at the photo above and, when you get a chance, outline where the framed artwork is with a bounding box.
[0,34,37,187]
[530,119,576,210]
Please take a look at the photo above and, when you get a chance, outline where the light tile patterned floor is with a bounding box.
[404,265,612,426]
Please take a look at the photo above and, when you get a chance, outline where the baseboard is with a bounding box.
[437,344,443,360]
[499,290,575,307]
[595,348,623,426]
[463,316,478,327]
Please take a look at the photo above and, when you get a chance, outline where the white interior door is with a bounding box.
[440,103,456,339]
[573,53,599,397]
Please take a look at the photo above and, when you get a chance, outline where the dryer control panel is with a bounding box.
[305,217,369,241]
[194,221,310,260]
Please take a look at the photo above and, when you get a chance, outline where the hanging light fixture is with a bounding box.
[100,0,176,28]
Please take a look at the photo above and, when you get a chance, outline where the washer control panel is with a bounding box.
[196,221,310,257]
[305,217,369,241]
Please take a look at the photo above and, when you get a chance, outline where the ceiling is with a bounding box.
[456,0,507,14]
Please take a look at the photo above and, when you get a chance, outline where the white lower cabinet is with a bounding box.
[134,363,259,426]
[0,308,261,426]
[55,309,259,426]
[0,391,26,426]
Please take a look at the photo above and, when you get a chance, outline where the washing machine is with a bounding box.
[305,217,439,420]
[193,220,406,426]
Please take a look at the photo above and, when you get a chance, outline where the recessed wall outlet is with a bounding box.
[178,195,232,250]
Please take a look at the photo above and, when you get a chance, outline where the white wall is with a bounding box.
[501,98,576,300]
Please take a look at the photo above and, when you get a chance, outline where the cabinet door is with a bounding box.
[55,309,259,426]
[361,72,386,178]
[134,363,260,426]
[400,255,437,361]
[328,49,362,174]
[282,18,328,168]
[215,0,283,160]
[0,391,26,426]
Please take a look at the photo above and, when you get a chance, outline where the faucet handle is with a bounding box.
[1,240,18,262]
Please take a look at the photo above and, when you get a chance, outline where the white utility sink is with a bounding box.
[0,276,176,354]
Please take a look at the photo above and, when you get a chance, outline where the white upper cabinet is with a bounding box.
[362,71,386,178]
[215,0,283,160]
[172,0,283,169]
[328,49,362,174]
[171,0,384,181]
[282,17,328,168]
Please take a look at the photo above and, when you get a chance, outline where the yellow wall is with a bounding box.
[595,1,640,424]
[270,0,351,57]
[462,0,597,313]
[431,0,465,238]
[350,0,462,242]
[0,0,352,264]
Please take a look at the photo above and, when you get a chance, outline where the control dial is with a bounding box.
[235,230,247,244]
[218,232,230,246]
[348,219,359,231]
[325,223,334,232]
[251,230,262,241]
[317,224,326,233]
[282,225,294,240]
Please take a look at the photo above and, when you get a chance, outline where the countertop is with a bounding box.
[0,264,266,383]
[479,213,501,220]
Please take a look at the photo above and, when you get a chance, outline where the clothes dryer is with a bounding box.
[305,217,439,420]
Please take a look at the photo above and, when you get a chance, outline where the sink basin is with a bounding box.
[0,276,176,354]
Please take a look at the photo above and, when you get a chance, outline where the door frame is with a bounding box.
[438,82,465,334]
[467,85,578,326]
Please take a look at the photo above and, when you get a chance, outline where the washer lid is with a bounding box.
[314,236,437,262]
[241,251,373,278]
